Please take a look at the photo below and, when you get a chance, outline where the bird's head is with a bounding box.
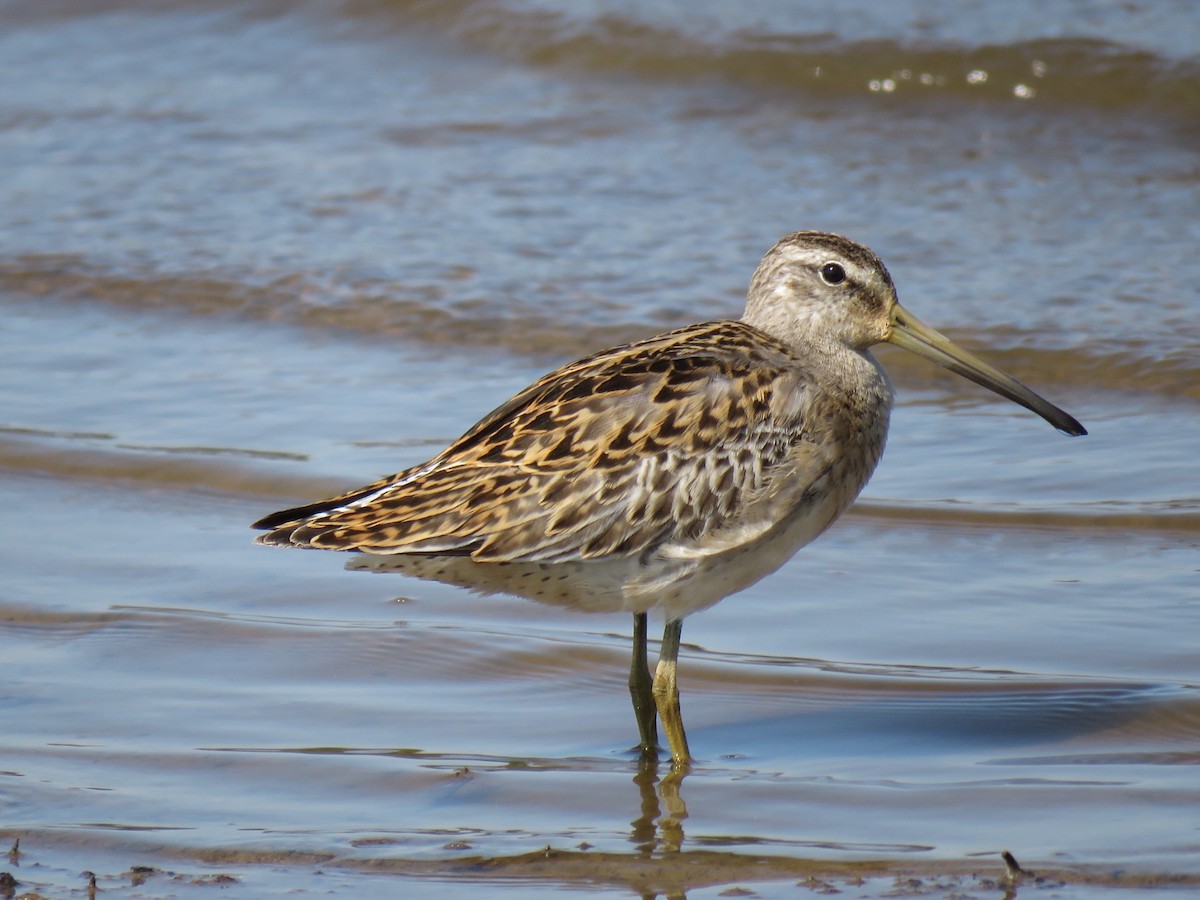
[744,231,1086,436]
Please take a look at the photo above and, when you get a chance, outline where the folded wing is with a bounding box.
[253,321,824,563]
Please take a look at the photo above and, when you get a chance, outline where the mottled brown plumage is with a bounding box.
[257,320,881,579]
[253,231,1085,767]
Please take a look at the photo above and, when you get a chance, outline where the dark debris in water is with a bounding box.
[118,864,240,891]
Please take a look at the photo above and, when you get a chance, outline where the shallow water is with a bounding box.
[2,1,1199,897]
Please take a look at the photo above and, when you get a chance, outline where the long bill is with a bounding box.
[887,303,1087,437]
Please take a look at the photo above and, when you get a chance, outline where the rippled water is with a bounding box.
[1,0,1198,897]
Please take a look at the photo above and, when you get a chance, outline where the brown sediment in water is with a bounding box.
[6,256,1194,401]
[0,430,338,504]
[10,835,1199,898]
[339,848,1200,895]
[0,256,658,361]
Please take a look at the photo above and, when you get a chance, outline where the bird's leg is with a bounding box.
[653,618,692,768]
[628,612,659,758]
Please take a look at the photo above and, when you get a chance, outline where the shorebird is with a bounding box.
[253,231,1086,767]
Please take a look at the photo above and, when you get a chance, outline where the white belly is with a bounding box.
[347,480,850,621]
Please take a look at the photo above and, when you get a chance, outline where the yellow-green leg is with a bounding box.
[653,618,692,767]
[628,612,658,758]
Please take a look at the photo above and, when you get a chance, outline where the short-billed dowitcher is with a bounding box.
[253,231,1085,767]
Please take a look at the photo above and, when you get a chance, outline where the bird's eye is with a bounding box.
[819,262,846,285]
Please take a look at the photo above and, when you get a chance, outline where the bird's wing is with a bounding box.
[254,320,831,562]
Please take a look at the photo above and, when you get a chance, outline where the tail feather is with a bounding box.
[251,483,386,533]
